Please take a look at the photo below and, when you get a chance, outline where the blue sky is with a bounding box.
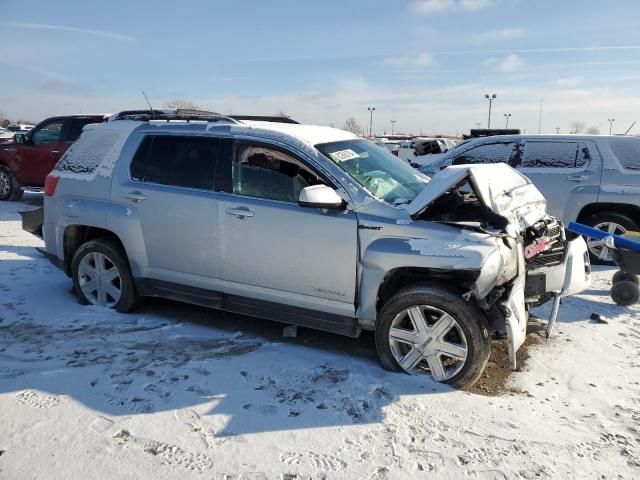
[1,0,639,135]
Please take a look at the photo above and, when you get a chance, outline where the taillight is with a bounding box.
[44,174,59,196]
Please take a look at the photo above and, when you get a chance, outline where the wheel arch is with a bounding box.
[62,225,127,276]
[577,202,640,225]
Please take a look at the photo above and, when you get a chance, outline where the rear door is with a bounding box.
[513,140,599,220]
[216,140,358,320]
[111,134,232,288]
[17,118,68,186]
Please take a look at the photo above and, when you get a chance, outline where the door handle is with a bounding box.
[51,150,60,154]
[225,207,254,219]
[123,191,147,202]
[568,175,590,182]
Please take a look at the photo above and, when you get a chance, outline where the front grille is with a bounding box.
[525,218,566,268]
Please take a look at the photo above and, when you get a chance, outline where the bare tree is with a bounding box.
[342,116,362,134]
[0,119,9,128]
[165,99,201,110]
[585,126,600,135]
[570,120,587,134]
[276,110,290,118]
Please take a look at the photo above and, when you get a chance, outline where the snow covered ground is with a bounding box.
[1,194,639,479]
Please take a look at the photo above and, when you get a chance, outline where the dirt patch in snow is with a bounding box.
[469,334,543,396]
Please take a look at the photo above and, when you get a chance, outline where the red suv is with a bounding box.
[0,114,107,200]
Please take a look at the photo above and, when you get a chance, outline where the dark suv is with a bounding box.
[0,114,107,200]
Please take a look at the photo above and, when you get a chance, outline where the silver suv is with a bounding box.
[420,134,640,263]
[27,112,590,389]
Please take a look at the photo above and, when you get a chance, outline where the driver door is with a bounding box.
[217,141,359,324]
[17,118,69,186]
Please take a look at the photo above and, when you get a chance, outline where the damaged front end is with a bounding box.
[404,164,590,369]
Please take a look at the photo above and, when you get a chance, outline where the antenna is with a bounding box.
[142,91,155,113]
[538,97,543,134]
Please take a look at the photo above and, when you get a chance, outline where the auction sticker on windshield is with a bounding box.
[329,149,360,162]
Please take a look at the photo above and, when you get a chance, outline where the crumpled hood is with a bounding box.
[405,163,548,230]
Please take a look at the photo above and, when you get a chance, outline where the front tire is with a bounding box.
[0,165,22,201]
[375,283,491,389]
[71,238,140,313]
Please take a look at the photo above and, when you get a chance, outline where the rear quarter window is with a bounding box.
[608,137,640,170]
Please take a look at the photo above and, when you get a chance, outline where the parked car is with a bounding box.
[420,134,640,263]
[374,139,401,157]
[0,128,13,143]
[23,112,590,388]
[0,114,108,200]
[6,123,35,133]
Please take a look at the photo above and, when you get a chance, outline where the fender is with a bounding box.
[357,234,507,328]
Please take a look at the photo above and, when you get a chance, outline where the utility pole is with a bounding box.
[390,120,396,136]
[368,107,376,138]
[484,93,496,128]
[538,97,543,134]
[608,118,615,135]
[504,113,512,128]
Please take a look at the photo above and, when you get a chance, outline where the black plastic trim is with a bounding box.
[136,278,360,337]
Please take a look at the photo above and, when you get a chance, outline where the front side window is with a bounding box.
[32,120,64,144]
[232,144,323,203]
[317,139,428,204]
[519,141,579,168]
[130,135,227,190]
[452,142,515,165]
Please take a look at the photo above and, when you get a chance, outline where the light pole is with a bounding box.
[504,113,512,128]
[368,107,376,137]
[608,118,615,135]
[484,93,496,128]
[475,122,481,129]
[390,120,396,136]
[555,127,560,134]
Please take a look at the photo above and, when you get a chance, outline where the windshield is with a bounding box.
[316,139,429,204]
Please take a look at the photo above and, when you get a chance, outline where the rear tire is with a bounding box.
[375,283,491,390]
[584,212,639,264]
[71,238,140,313]
[0,165,22,201]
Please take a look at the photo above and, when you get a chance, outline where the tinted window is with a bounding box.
[452,142,515,165]
[609,137,640,170]
[67,118,101,142]
[32,120,63,144]
[520,141,578,168]
[232,144,323,203]
[131,136,228,190]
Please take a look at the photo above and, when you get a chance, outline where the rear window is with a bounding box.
[520,141,579,168]
[609,137,640,170]
[54,128,124,176]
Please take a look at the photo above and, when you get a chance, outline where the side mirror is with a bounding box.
[14,133,27,144]
[298,184,344,210]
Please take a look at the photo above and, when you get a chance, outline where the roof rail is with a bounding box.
[110,109,239,124]
[230,115,299,124]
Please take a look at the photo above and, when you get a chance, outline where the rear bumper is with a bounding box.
[19,207,43,239]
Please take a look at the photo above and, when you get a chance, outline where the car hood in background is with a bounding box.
[404,163,548,229]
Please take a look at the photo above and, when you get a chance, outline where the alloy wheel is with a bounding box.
[78,252,122,307]
[587,221,627,262]
[388,305,468,382]
[0,171,10,197]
